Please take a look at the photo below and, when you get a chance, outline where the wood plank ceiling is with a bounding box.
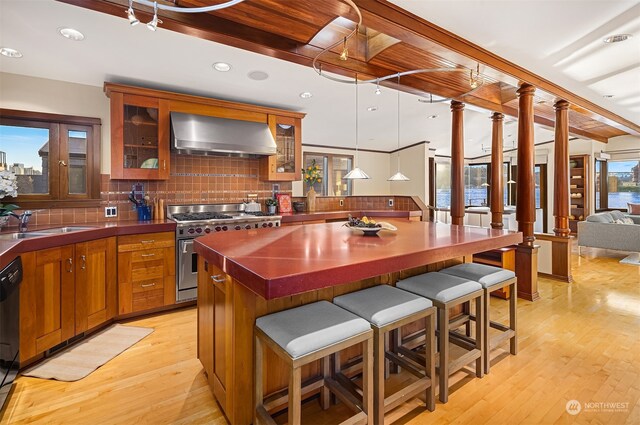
[58,0,640,142]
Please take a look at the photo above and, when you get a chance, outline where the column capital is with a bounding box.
[516,83,536,97]
[491,112,504,122]
[450,100,465,111]
[554,99,570,111]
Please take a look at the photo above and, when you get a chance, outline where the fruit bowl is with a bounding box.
[344,215,397,236]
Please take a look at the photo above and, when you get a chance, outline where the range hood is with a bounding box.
[170,112,276,157]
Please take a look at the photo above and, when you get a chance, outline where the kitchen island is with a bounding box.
[194,220,522,424]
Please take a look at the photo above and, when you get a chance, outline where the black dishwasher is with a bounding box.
[0,257,22,412]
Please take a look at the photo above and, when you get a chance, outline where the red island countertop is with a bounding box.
[194,220,522,300]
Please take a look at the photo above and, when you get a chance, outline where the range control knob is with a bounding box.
[222,226,228,231]
[268,222,273,227]
[262,223,268,228]
[195,227,202,233]
[235,225,241,231]
[204,227,211,234]
[188,228,195,234]
[214,226,221,232]
[245,224,252,230]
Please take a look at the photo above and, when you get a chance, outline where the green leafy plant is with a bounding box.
[302,159,322,188]
[265,198,278,207]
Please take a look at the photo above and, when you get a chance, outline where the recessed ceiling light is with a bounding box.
[603,94,615,98]
[299,92,312,99]
[603,34,632,43]
[58,27,85,41]
[212,62,231,72]
[0,47,22,58]
[427,114,438,119]
[247,70,269,81]
[367,106,378,112]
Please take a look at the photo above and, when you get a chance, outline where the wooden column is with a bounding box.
[515,83,540,301]
[490,112,504,229]
[451,100,465,226]
[553,99,571,237]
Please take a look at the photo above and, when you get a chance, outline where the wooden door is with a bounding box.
[75,237,117,333]
[20,245,75,361]
[197,257,214,384]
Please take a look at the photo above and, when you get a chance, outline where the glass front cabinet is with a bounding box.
[260,115,302,181]
[108,91,170,180]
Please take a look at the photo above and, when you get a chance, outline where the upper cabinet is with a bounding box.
[108,90,170,180]
[105,83,304,182]
[260,115,302,181]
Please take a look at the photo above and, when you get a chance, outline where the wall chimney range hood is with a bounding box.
[170,112,276,157]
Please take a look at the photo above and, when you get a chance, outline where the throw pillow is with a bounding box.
[628,203,640,214]
[623,217,634,224]
[615,219,626,224]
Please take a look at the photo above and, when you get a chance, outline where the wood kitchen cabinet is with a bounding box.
[20,237,117,362]
[197,257,232,412]
[260,115,302,181]
[117,232,175,315]
[106,86,170,180]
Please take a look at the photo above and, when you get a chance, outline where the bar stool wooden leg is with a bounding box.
[509,281,518,355]
[388,328,401,374]
[438,306,450,403]
[463,301,472,337]
[288,366,302,425]
[331,352,340,405]
[475,293,485,378]
[321,356,330,410]
[483,290,491,374]
[373,329,385,425]
[425,312,436,411]
[363,337,374,425]
[254,335,264,425]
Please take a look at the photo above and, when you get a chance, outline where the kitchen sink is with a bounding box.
[0,232,50,240]
[38,226,97,233]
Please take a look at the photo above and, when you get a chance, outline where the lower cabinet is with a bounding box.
[117,232,175,315]
[197,257,232,412]
[20,238,117,362]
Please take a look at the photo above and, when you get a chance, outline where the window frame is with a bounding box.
[303,152,353,196]
[0,109,101,208]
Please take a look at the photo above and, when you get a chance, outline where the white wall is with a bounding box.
[293,146,391,196]
[389,143,429,202]
[0,72,111,172]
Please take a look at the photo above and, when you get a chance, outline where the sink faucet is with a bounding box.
[10,210,32,232]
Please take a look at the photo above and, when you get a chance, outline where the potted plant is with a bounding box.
[0,171,18,228]
[302,159,322,212]
[265,198,278,215]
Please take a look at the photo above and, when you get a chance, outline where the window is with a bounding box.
[434,162,451,208]
[0,109,101,207]
[302,152,353,196]
[595,159,605,210]
[605,160,640,209]
[465,164,488,206]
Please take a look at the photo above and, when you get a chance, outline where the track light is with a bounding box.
[146,2,162,31]
[375,79,381,95]
[127,0,139,26]
[469,63,481,89]
[339,37,348,61]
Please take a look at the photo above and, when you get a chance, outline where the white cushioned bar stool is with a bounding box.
[254,300,373,425]
[440,263,517,373]
[397,272,484,403]
[333,285,437,423]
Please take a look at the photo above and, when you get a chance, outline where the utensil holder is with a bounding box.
[137,205,152,221]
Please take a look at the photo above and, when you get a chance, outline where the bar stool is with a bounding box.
[254,301,373,425]
[397,272,484,403]
[333,285,437,423]
[440,263,517,373]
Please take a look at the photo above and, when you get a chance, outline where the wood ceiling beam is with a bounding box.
[352,0,640,136]
[503,105,608,143]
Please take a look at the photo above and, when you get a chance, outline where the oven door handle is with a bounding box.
[181,239,194,254]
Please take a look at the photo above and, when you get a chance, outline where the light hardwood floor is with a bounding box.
[3,247,639,424]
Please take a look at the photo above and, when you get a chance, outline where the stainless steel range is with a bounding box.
[168,204,281,303]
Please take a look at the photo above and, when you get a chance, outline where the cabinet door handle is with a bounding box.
[66,258,73,273]
[80,255,86,270]
[163,160,166,171]
[58,160,67,167]
[211,274,225,283]
[140,240,155,244]
[141,253,155,258]
[140,283,156,288]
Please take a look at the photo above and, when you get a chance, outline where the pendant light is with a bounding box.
[388,73,410,181]
[344,76,370,180]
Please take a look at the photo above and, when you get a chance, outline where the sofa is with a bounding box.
[626,202,640,224]
[577,210,640,252]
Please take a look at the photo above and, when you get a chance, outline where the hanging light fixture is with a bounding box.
[469,63,482,89]
[375,79,381,95]
[344,77,370,180]
[127,0,139,26]
[146,2,162,31]
[388,73,410,181]
[339,37,349,61]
